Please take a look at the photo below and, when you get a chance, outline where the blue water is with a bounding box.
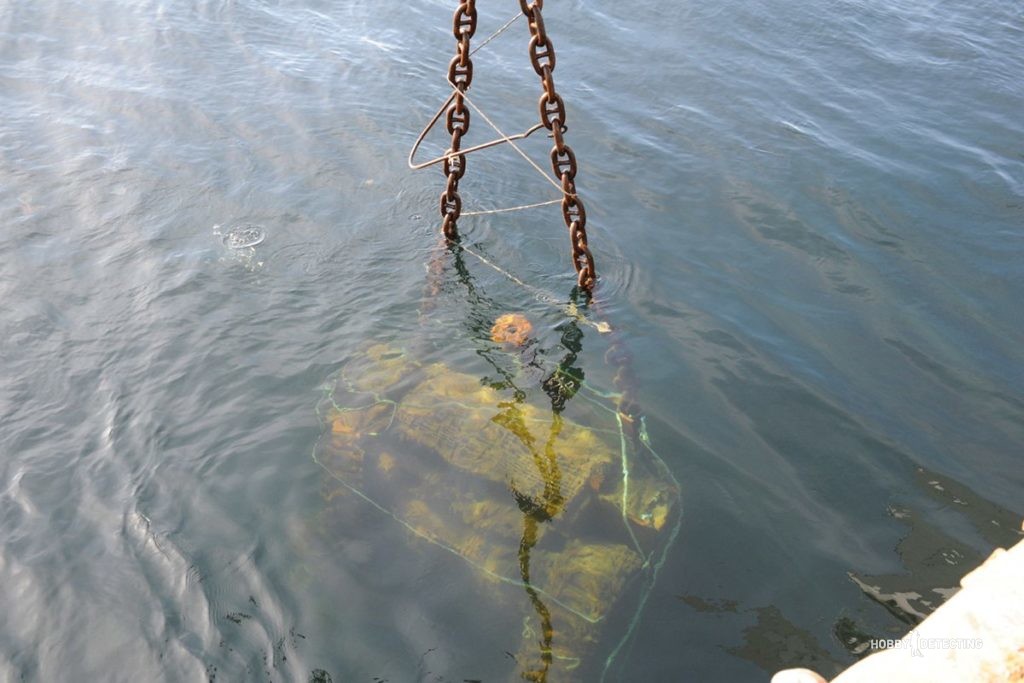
[1,1,1022,680]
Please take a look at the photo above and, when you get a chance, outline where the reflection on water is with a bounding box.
[843,466,1024,637]
[677,464,1024,678]
[310,247,681,680]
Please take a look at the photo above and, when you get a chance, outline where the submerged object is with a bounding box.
[491,313,534,346]
[774,532,1024,683]
[313,344,681,681]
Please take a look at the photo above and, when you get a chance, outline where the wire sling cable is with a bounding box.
[453,80,569,195]
[408,11,576,197]
[461,198,562,216]
[407,93,562,216]
[410,76,569,198]
[413,1,596,285]
[469,10,522,55]
[408,112,546,171]
[407,10,531,172]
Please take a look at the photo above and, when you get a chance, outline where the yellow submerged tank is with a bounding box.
[313,344,681,682]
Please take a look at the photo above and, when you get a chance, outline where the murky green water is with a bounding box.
[1,1,1022,681]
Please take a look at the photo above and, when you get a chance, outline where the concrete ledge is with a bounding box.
[773,532,1024,683]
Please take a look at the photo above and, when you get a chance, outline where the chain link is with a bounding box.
[520,1,595,291]
[440,0,477,241]
[425,1,597,289]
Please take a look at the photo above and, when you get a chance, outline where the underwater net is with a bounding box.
[312,342,681,681]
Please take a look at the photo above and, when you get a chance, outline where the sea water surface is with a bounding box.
[1,1,1023,681]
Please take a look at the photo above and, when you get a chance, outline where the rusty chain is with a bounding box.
[520,0,596,291]
[426,1,596,290]
[440,0,478,241]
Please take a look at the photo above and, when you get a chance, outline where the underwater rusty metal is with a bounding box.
[520,0,596,292]
[440,0,477,241]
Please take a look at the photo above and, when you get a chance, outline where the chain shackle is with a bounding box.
[528,35,555,75]
[445,99,470,135]
[447,55,474,90]
[561,191,586,227]
[538,92,566,131]
[569,219,596,289]
[550,144,577,182]
[452,2,478,39]
[440,186,462,218]
[520,1,596,291]
[443,152,467,180]
[439,0,477,242]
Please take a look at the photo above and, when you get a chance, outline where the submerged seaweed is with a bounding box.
[311,343,682,681]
